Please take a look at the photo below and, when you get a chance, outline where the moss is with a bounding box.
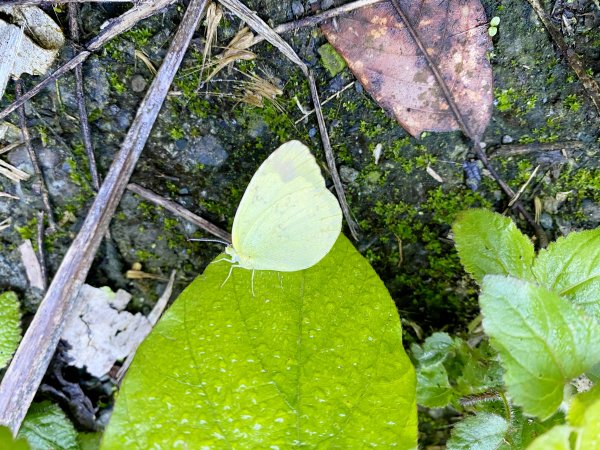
[16,217,37,241]
[317,44,347,77]
[564,94,582,112]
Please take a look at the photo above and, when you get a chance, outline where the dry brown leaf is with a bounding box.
[321,0,493,139]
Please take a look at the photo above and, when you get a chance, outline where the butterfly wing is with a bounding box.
[231,140,342,271]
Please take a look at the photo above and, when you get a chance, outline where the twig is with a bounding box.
[218,0,360,239]
[526,0,600,113]
[15,80,56,232]
[0,0,209,433]
[389,0,548,247]
[295,81,354,124]
[116,270,176,384]
[127,183,232,243]
[0,0,177,122]
[36,210,47,290]
[1,0,135,5]
[252,0,384,46]
[69,2,100,191]
[507,165,540,208]
[487,140,585,158]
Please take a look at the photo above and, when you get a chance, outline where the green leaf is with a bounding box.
[102,235,417,448]
[446,413,508,450]
[0,426,30,450]
[18,402,78,450]
[411,332,454,368]
[577,397,600,448]
[416,365,453,408]
[526,425,573,450]
[0,291,21,369]
[533,228,600,320]
[569,384,600,426]
[453,209,535,284]
[480,275,600,419]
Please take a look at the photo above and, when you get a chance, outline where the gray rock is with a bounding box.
[130,74,147,93]
[340,166,359,183]
[84,57,110,111]
[539,213,553,229]
[582,199,600,221]
[501,135,513,144]
[291,1,304,16]
[185,135,228,168]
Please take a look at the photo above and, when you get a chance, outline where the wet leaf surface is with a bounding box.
[321,0,493,139]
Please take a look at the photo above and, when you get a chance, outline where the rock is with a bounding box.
[582,199,600,221]
[340,166,359,183]
[185,135,228,168]
[130,74,147,93]
[539,213,553,229]
[291,0,304,16]
[501,135,513,144]
[83,57,110,111]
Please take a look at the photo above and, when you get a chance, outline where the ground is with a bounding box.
[0,0,598,444]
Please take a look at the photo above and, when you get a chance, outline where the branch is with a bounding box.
[0,0,209,433]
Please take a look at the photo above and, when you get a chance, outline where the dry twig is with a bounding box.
[0,0,209,433]
[127,183,232,243]
[69,2,100,190]
[15,79,56,231]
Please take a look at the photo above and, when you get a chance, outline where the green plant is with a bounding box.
[413,209,600,449]
[101,235,418,448]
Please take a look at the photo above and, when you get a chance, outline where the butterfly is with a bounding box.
[219,140,342,291]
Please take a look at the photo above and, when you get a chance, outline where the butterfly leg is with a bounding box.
[220,264,237,287]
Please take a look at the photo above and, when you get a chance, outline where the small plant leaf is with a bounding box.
[568,384,600,427]
[0,426,30,450]
[18,402,78,450]
[453,209,535,284]
[533,228,600,321]
[576,397,600,448]
[446,412,508,450]
[416,365,453,407]
[525,425,573,450]
[0,291,21,369]
[102,235,417,448]
[480,275,600,419]
[411,331,454,368]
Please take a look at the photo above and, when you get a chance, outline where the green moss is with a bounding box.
[107,72,126,95]
[317,44,347,77]
[564,94,581,112]
[16,217,37,241]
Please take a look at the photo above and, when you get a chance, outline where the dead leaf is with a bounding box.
[18,239,44,291]
[62,280,173,378]
[0,6,64,100]
[321,0,493,139]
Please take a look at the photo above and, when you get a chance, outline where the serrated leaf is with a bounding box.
[102,235,417,448]
[416,365,453,408]
[0,291,21,369]
[526,425,573,450]
[411,332,454,368]
[533,228,600,321]
[0,425,30,450]
[453,209,535,284]
[480,275,600,419]
[446,412,508,450]
[18,402,78,450]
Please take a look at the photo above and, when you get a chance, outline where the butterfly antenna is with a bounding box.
[188,238,230,246]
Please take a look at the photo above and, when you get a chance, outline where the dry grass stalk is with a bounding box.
[134,49,157,75]
[0,217,10,232]
[0,192,18,200]
[236,70,282,109]
[203,27,255,83]
[0,158,29,182]
[200,2,222,80]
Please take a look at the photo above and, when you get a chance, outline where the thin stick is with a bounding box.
[219,0,360,239]
[36,210,48,291]
[15,80,56,232]
[2,0,134,5]
[507,165,540,208]
[389,0,547,246]
[487,141,585,158]
[0,0,177,122]
[295,81,354,124]
[526,0,600,113]
[0,0,209,433]
[69,2,101,191]
[127,183,232,243]
[252,0,384,46]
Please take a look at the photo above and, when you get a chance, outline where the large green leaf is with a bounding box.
[101,235,417,448]
[0,291,21,369]
[526,426,573,450]
[446,413,508,450]
[480,275,600,419]
[0,426,30,450]
[18,402,78,450]
[452,209,535,284]
[533,229,600,321]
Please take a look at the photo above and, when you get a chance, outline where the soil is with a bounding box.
[0,0,598,444]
